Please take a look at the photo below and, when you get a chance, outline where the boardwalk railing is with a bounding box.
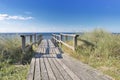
[20,34,42,52]
[52,33,79,51]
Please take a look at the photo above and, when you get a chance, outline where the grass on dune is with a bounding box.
[61,29,120,80]
[0,35,33,80]
[0,63,29,80]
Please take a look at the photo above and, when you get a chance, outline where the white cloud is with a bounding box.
[0,14,33,20]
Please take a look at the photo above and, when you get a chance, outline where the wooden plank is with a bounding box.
[61,54,110,80]
[51,48,54,54]
[48,39,55,47]
[41,47,44,54]
[43,47,45,54]
[28,39,112,80]
[49,40,80,80]
[47,53,64,80]
[55,55,80,80]
[44,55,56,80]
[34,58,41,80]
[40,56,49,80]
[27,58,35,80]
[51,53,72,80]
[55,47,60,53]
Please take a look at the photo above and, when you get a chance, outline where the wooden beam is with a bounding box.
[65,35,68,41]
[60,41,74,50]
[34,34,36,43]
[30,35,33,43]
[52,33,79,51]
[73,35,79,51]
[60,33,76,37]
[21,35,26,51]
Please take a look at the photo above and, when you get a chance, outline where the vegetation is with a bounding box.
[61,29,120,80]
[0,35,33,80]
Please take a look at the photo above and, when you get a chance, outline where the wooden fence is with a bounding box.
[20,34,42,52]
[52,33,79,51]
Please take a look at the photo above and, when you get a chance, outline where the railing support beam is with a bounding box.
[21,35,26,52]
[73,35,79,51]
[30,35,32,43]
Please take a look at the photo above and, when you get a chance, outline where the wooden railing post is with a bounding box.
[52,33,79,51]
[52,34,54,43]
[21,35,26,51]
[54,35,56,43]
[37,35,42,44]
[60,34,63,47]
[30,35,32,43]
[73,35,79,51]
[34,34,36,43]
[65,35,68,41]
[58,35,60,41]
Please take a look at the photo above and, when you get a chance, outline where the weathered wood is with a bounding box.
[61,53,112,80]
[52,37,60,42]
[52,33,79,51]
[21,36,26,51]
[34,34,36,43]
[48,40,79,80]
[56,57,80,80]
[40,56,49,80]
[73,35,79,50]
[27,39,112,80]
[34,58,41,80]
[60,34,63,47]
[60,40,74,50]
[27,58,35,80]
[20,34,42,52]
[47,49,64,80]
[30,35,32,43]
[51,53,72,80]
[65,35,68,41]
[44,55,56,80]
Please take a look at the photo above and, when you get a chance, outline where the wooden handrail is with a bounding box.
[20,34,42,52]
[60,33,77,37]
[52,33,79,51]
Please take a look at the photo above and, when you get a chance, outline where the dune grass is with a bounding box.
[0,63,29,80]
[61,29,120,80]
[0,35,33,80]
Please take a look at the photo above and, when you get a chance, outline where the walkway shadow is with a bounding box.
[34,52,41,58]
[34,52,56,58]
[56,53,63,59]
[48,39,63,59]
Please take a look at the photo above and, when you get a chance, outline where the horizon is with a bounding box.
[0,0,120,33]
[0,31,120,34]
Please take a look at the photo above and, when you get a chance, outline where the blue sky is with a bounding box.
[0,0,120,32]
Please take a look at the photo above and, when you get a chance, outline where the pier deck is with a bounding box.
[27,39,111,80]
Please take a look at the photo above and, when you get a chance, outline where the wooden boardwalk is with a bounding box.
[27,39,112,80]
